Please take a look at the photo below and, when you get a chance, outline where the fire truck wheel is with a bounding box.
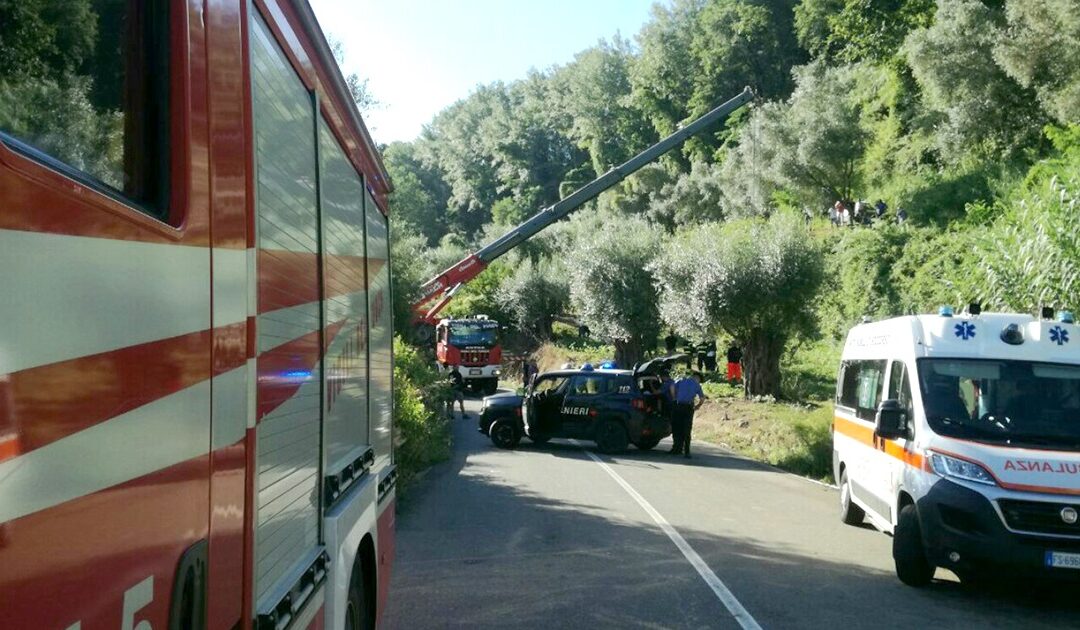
[483,378,499,395]
[345,560,372,630]
[839,469,865,525]
[893,503,934,587]
[633,437,661,450]
[595,419,629,454]
[489,418,521,449]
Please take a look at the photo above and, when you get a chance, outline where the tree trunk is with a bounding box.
[742,328,785,399]
[614,337,644,368]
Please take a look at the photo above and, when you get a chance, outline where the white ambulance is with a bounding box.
[833,307,1080,587]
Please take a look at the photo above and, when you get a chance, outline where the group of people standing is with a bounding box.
[664,333,744,385]
[828,199,907,227]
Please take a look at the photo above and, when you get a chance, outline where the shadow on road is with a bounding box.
[387,414,1080,629]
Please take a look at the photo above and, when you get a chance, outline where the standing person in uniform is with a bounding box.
[726,342,743,384]
[449,365,467,419]
[704,340,718,372]
[670,371,707,458]
[522,358,538,390]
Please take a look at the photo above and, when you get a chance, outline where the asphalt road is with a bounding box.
[383,394,1080,629]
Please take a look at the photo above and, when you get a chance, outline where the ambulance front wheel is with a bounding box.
[894,503,934,587]
[839,469,865,526]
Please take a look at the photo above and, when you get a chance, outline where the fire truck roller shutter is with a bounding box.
[250,10,323,609]
[366,191,393,475]
[318,117,372,487]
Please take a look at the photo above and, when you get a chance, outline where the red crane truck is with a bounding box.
[0,2,395,629]
[409,87,754,352]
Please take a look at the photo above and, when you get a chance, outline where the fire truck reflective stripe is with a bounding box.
[0,379,211,525]
[257,249,383,315]
[0,434,19,460]
[0,452,210,629]
[256,319,346,422]
[213,247,250,329]
[213,363,250,452]
[0,323,245,464]
[833,415,925,470]
[0,228,212,375]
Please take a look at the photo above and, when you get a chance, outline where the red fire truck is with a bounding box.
[435,316,502,395]
[0,2,395,629]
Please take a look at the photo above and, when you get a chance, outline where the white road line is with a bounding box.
[578,444,763,630]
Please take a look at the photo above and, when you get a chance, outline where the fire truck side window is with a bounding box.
[0,0,171,215]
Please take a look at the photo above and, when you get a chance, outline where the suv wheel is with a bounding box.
[894,503,934,587]
[595,419,629,454]
[633,437,661,450]
[489,418,521,449]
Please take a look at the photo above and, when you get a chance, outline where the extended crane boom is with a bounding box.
[412,86,754,329]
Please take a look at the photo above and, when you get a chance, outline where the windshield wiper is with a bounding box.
[927,417,1010,443]
[1005,434,1080,449]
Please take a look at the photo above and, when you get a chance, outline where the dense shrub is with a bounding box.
[393,337,452,491]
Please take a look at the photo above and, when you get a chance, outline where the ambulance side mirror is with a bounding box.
[875,399,907,440]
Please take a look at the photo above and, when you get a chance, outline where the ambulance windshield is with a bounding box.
[917,359,1080,448]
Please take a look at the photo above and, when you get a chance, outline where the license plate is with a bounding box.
[469,368,482,376]
[1045,551,1080,569]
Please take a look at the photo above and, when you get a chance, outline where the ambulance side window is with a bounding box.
[838,361,860,409]
[840,360,887,421]
[887,361,915,436]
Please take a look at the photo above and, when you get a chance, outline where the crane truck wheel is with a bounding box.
[411,322,434,344]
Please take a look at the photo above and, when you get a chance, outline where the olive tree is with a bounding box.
[650,214,824,398]
[566,218,662,366]
[496,258,570,341]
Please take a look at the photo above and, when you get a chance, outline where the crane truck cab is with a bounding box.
[436,315,502,395]
[833,307,1080,587]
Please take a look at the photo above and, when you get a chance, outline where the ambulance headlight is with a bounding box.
[929,453,996,486]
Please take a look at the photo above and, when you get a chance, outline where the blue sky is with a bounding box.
[309,0,658,144]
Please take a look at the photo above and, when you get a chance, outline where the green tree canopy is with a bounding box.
[566,217,662,365]
[650,214,823,397]
[994,0,1080,124]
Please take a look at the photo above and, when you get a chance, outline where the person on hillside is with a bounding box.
[670,371,707,458]
[449,365,467,419]
[897,207,908,224]
[832,201,844,227]
[853,199,864,223]
[726,342,743,384]
[875,199,887,221]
